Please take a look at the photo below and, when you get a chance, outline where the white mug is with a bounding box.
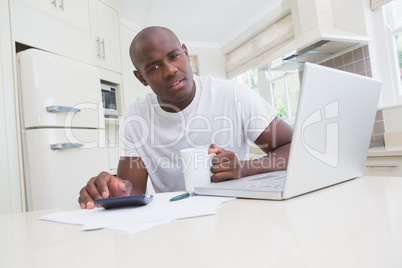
[180,147,216,193]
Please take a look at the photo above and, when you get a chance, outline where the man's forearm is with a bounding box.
[240,143,291,178]
[117,157,149,195]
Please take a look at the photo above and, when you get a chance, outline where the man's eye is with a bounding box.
[171,54,179,60]
[149,66,158,72]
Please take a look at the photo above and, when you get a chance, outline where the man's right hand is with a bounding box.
[78,171,133,209]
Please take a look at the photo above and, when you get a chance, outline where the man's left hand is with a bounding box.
[208,144,242,182]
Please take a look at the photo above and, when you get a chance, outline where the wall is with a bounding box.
[319,42,402,148]
[320,46,372,77]
[320,45,387,148]
[186,44,227,79]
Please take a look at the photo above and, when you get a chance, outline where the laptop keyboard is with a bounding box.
[245,177,285,189]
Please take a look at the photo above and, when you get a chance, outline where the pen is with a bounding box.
[170,192,192,202]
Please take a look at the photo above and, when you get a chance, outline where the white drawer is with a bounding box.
[364,156,402,177]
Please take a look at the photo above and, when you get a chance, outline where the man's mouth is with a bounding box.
[170,80,183,90]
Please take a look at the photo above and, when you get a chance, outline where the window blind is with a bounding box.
[225,13,294,78]
[189,55,199,75]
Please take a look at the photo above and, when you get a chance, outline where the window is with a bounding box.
[265,69,300,125]
[189,55,199,76]
[233,68,300,125]
[385,0,402,95]
[233,69,259,93]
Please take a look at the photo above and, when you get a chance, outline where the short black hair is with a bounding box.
[129,26,180,70]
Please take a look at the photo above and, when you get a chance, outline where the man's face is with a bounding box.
[133,30,194,111]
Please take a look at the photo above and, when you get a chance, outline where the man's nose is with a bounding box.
[163,62,178,78]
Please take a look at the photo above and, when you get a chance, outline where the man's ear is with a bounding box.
[181,43,190,61]
[134,70,148,86]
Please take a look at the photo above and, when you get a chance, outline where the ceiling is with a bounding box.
[118,0,289,52]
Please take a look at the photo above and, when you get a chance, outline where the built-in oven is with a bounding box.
[101,83,118,116]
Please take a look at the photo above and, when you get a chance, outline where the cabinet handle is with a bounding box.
[96,36,100,59]
[46,105,81,113]
[366,164,398,168]
[50,143,84,150]
[51,0,57,7]
[59,0,64,10]
[96,37,101,58]
[101,39,106,60]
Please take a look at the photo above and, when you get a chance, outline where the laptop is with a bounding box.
[195,62,382,200]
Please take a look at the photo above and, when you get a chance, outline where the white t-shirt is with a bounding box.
[119,75,277,192]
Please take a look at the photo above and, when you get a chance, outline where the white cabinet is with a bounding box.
[15,0,57,16]
[1,0,24,214]
[364,148,402,177]
[119,22,152,111]
[365,156,402,177]
[90,0,121,73]
[119,24,138,111]
[10,0,93,64]
[14,0,90,32]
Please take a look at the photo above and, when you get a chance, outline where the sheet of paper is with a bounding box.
[39,192,235,234]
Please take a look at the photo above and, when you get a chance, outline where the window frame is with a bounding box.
[265,70,300,126]
[384,1,402,101]
[233,69,259,93]
[233,68,300,126]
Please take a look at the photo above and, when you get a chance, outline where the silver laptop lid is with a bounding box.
[282,62,382,199]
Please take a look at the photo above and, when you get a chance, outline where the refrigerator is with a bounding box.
[17,49,109,211]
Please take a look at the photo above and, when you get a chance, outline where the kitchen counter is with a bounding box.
[367,146,402,157]
[0,176,401,268]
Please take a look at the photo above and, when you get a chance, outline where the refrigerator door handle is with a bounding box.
[46,106,81,113]
[50,143,84,150]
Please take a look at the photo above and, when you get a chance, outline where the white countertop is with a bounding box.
[1,176,401,268]
[368,146,402,157]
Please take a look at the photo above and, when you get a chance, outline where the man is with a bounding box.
[78,26,293,209]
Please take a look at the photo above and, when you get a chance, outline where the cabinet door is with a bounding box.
[11,1,93,65]
[365,156,402,177]
[92,0,121,72]
[15,0,90,31]
[119,24,152,111]
[16,0,58,16]
[1,0,23,214]
[119,24,139,111]
[55,0,90,31]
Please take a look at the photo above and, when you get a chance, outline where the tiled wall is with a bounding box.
[372,111,385,147]
[320,45,384,147]
[321,45,372,77]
